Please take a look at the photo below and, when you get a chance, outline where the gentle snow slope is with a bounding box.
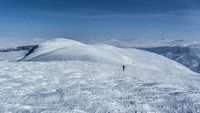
[0,38,200,112]
[22,38,195,73]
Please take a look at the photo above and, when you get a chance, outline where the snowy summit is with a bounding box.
[0,38,200,112]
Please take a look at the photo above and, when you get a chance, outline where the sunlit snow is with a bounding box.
[0,38,200,112]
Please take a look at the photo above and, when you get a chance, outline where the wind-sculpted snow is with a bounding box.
[0,38,200,112]
[0,61,200,112]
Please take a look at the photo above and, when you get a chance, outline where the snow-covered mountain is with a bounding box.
[137,45,200,73]
[85,38,200,73]
[0,38,200,112]
[1,38,200,74]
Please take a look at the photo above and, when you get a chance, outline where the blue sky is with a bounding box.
[0,0,200,40]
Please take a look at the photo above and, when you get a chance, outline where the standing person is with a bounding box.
[122,65,125,71]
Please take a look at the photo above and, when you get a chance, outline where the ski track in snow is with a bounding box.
[0,61,200,113]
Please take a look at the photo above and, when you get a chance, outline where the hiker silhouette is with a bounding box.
[122,65,125,71]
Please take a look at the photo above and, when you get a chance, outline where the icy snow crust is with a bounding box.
[1,38,200,112]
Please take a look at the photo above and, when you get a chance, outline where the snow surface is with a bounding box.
[0,38,200,112]
[0,51,27,61]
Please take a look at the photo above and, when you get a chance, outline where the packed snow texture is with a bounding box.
[0,38,200,112]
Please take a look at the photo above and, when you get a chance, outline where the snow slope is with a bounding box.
[0,38,200,112]
[20,38,196,72]
[87,38,200,74]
